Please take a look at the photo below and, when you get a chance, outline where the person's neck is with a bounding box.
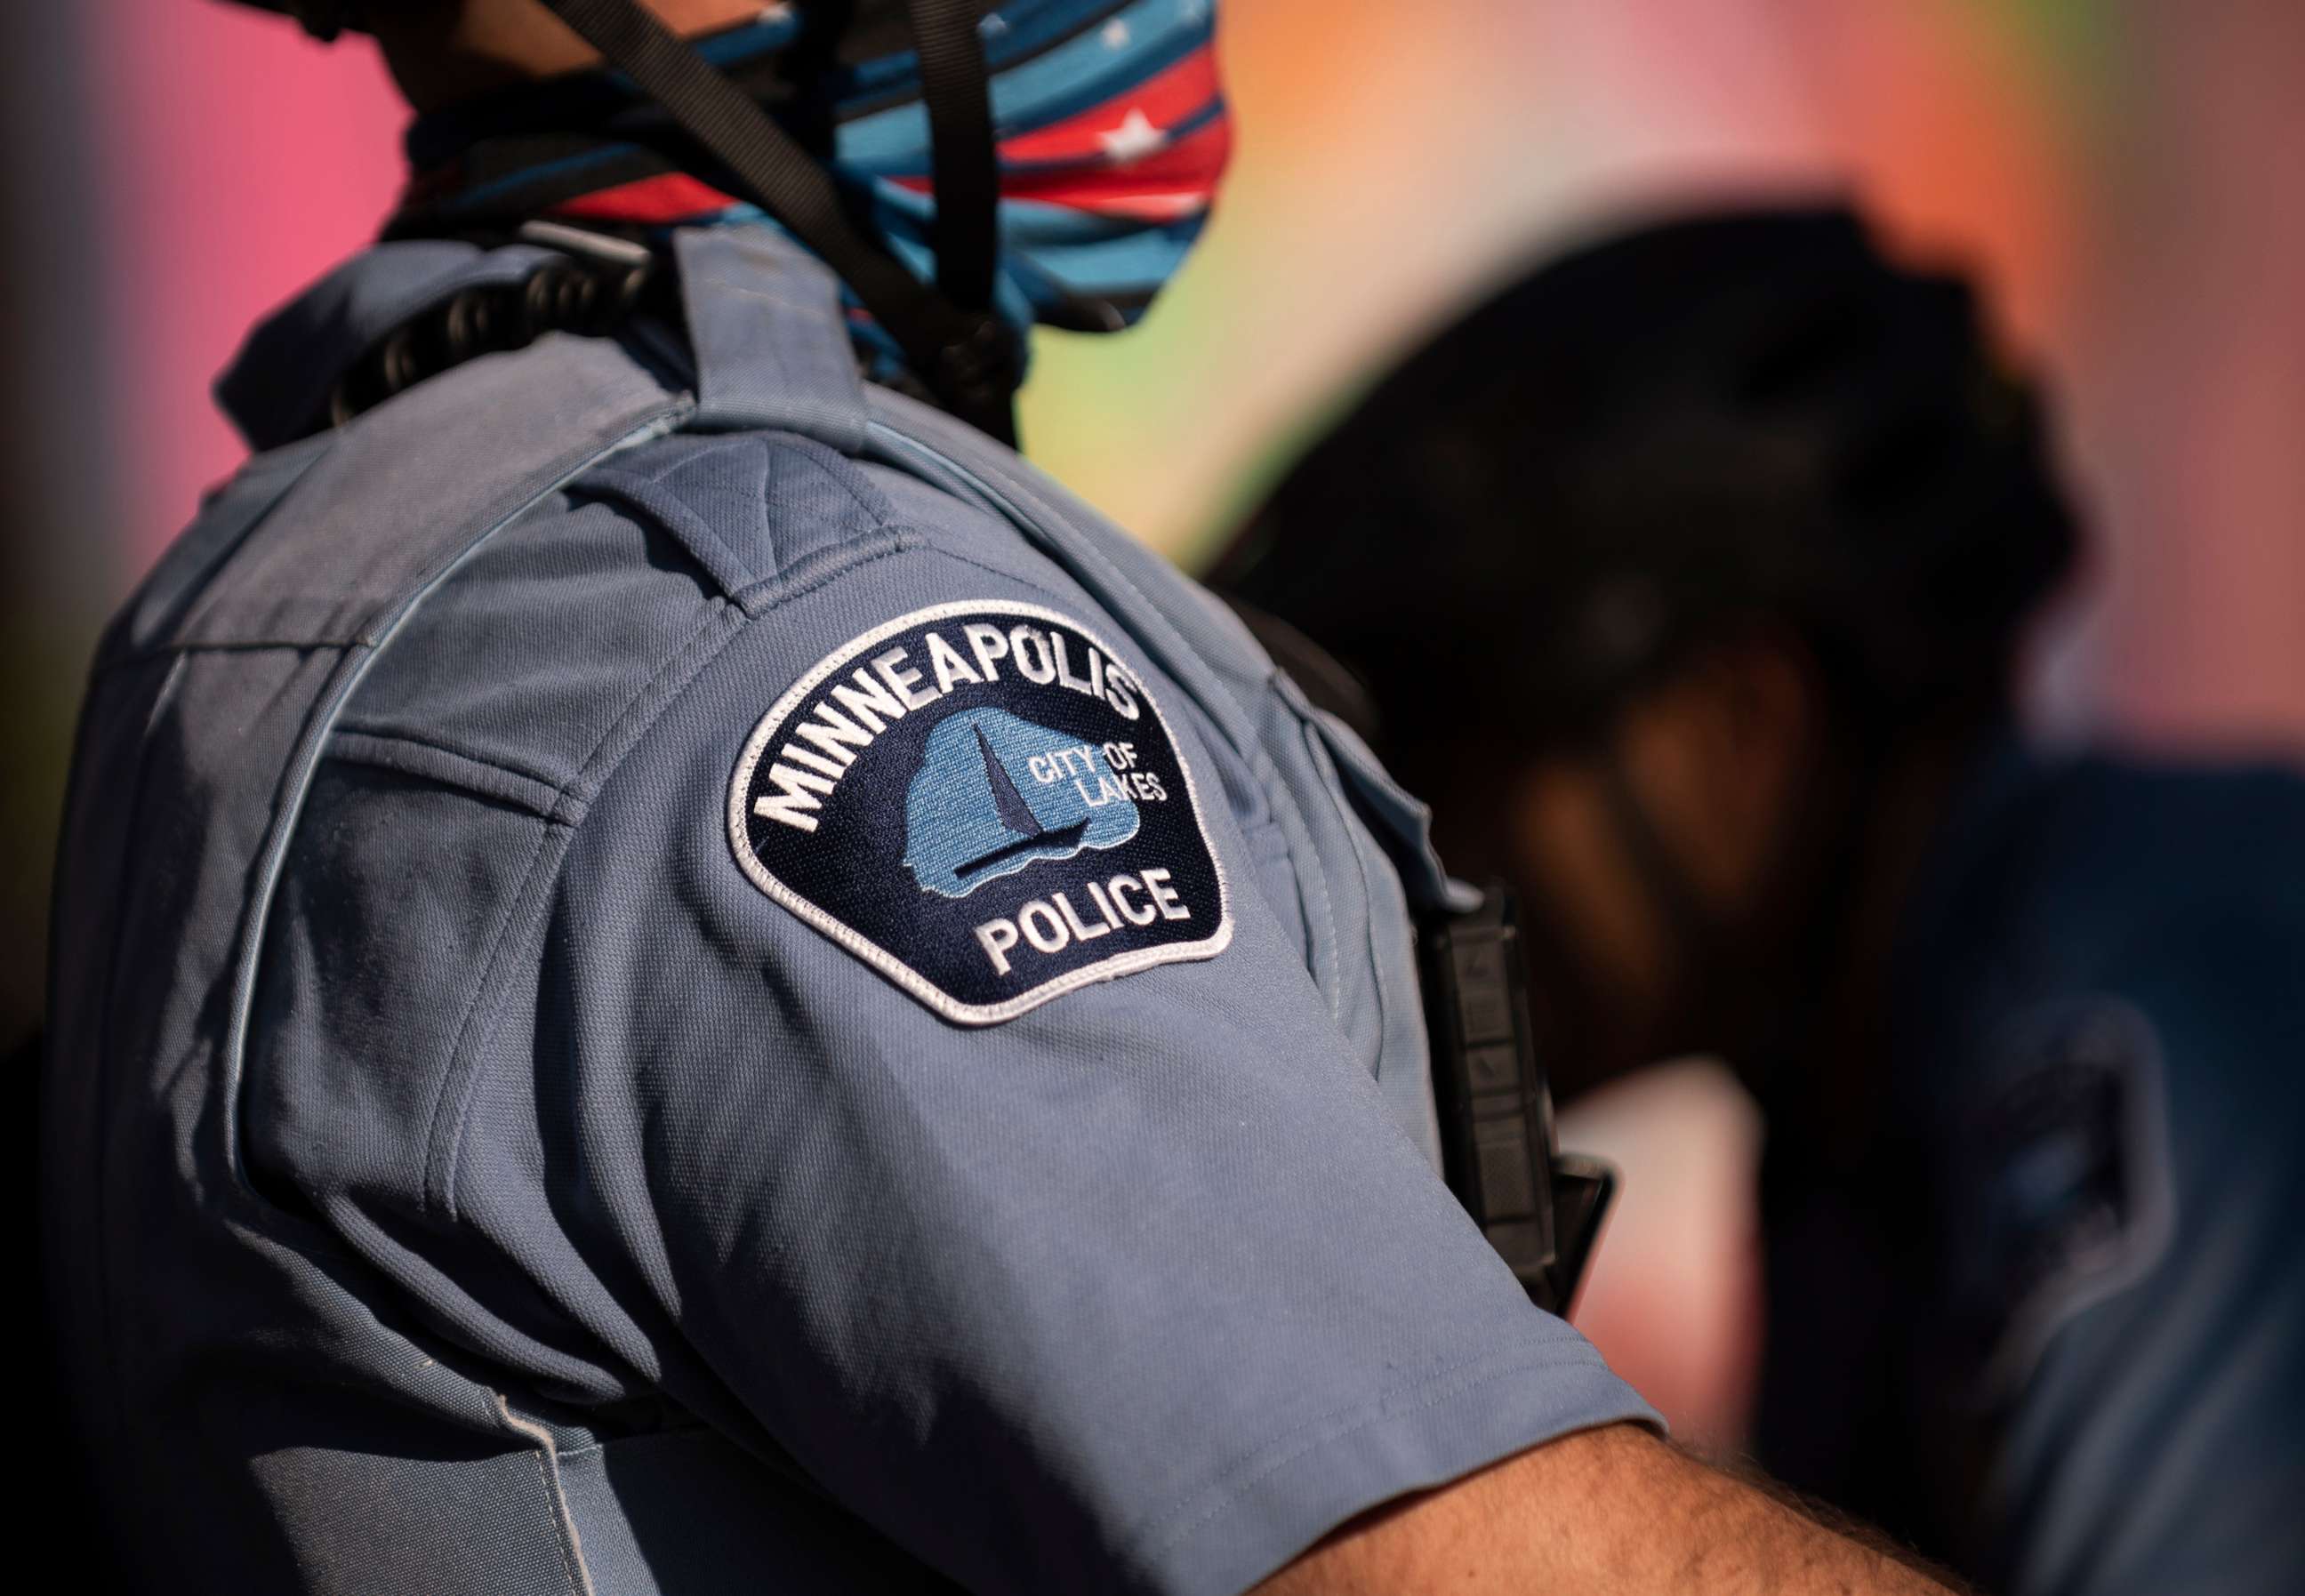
[374,1,769,114]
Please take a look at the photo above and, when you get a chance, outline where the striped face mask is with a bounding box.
[391,0,1230,350]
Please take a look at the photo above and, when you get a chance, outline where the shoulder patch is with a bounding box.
[1955,998,2174,1399]
[729,600,1233,1024]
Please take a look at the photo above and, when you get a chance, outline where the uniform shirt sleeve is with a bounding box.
[493,547,1658,1596]
[1964,924,2305,1596]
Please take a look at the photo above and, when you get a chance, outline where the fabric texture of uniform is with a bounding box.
[1754,738,2305,1596]
[41,224,1653,1595]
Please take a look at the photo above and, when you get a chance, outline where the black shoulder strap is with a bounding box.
[537,0,1018,445]
[1212,591,1386,747]
[909,0,1002,316]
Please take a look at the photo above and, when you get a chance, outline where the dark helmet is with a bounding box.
[1218,206,2079,748]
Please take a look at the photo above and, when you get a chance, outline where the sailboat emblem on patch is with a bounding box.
[904,709,1142,896]
[728,599,1232,1025]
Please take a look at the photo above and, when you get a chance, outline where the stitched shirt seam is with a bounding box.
[421,816,566,1221]
[424,536,970,1221]
[93,636,349,672]
[1305,722,1395,1075]
[1125,1345,1616,1571]
[330,725,567,806]
[582,430,898,598]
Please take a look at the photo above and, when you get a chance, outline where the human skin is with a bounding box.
[1255,1424,1963,1596]
[369,0,767,110]
[1510,633,1822,1056]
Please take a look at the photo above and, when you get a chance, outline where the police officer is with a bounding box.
[40,6,1963,1591]
[1223,206,2305,1595]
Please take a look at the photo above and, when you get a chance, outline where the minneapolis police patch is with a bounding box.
[728,599,1232,1024]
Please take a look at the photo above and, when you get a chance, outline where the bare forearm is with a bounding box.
[1256,1424,1962,1596]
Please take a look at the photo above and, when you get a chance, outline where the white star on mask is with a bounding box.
[1097,108,1167,165]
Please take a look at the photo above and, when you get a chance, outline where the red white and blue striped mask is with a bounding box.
[394,0,1230,340]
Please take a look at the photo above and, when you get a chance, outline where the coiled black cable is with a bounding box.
[325,248,658,431]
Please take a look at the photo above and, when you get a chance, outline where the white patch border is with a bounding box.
[728,598,1233,1025]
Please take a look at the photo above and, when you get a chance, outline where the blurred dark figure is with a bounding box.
[1218,206,2305,1596]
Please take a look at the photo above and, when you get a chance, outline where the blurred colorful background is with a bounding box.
[6,0,2301,1448]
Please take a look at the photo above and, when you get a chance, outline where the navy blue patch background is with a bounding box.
[738,608,1224,1015]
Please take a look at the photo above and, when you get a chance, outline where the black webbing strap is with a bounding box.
[535,0,1019,444]
[907,0,1002,316]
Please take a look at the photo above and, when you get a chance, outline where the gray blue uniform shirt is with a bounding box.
[1755,740,2305,1596]
[41,228,1653,1594]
